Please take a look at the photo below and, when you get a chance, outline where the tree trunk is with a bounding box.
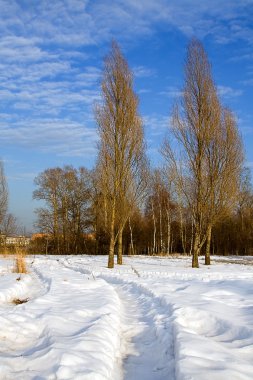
[192,230,200,268]
[151,200,156,254]
[205,224,212,265]
[117,227,123,265]
[189,216,194,256]
[46,238,48,255]
[179,203,186,254]
[108,235,115,268]
[129,217,134,255]
[53,197,60,255]
[159,204,163,253]
[166,208,171,254]
[108,204,115,268]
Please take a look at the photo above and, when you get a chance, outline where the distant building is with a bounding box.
[4,235,31,247]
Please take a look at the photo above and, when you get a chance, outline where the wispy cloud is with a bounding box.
[159,86,182,98]
[159,1,253,44]
[143,114,171,136]
[241,78,253,86]
[217,85,243,99]
[0,117,98,157]
[0,50,100,154]
[133,65,156,78]
[1,1,252,50]
[0,0,251,158]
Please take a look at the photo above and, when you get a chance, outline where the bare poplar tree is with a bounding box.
[163,39,243,267]
[204,108,243,264]
[95,41,147,268]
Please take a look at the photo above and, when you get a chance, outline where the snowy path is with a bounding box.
[63,255,253,380]
[113,282,175,380]
[62,258,175,379]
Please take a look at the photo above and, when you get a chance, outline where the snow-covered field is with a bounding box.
[0,255,253,380]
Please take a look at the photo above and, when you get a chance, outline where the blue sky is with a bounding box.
[0,0,253,231]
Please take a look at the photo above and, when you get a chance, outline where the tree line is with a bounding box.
[32,39,251,268]
[0,161,21,244]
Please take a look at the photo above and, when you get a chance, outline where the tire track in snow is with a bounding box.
[114,282,175,380]
[62,258,175,380]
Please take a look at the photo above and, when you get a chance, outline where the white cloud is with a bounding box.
[0,0,250,159]
[143,115,171,136]
[138,89,151,94]
[0,36,46,62]
[217,85,243,98]
[0,60,101,117]
[133,65,156,78]
[159,86,182,98]
[0,118,98,157]
[0,1,252,51]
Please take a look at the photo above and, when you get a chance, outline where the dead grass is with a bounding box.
[12,298,29,305]
[13,247,27,274]
[2,248,9,258]
[1,247,13,258]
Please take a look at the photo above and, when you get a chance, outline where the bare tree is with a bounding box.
[95,41,147,268]
[165,166,189,254]
[34,168,61,253]
[34,166,92,254]
[0,162,8,226]
[204,108,243,264]
[163,39,243,267]
[145,170,174,254]
[1,213,19,235]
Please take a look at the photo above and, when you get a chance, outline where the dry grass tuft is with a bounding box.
[13,247,27,274]
[12,298,29,305]
[2,248,9,258]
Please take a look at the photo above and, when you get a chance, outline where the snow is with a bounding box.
[0,254,252,379]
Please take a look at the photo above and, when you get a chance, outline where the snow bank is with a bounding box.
[0,257,39,304]
[0,257,123,379]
